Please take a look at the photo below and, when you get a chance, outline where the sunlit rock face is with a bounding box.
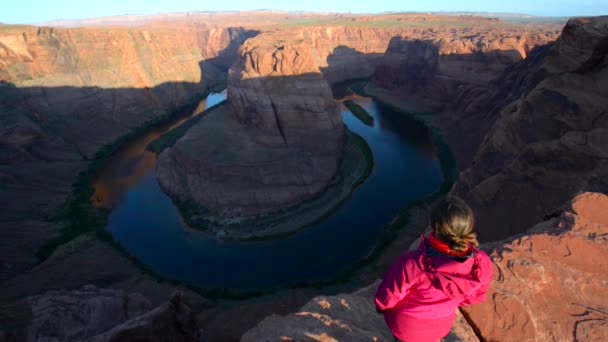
[157,34,343,222]
[451,16,608,241]
[369,29,555,113]
[0,24,254,158]
[227,36,343,154]
[242,281,479,342]
[463,192,608,342]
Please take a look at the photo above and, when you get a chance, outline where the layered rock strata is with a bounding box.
[451,16,608,241]
[0,24,254,157]
[0,24,252,282]
[368,28,556,112]
[157,34,344,223]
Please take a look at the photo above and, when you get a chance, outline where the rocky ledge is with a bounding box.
[0,285,200,341]
[243,192,608,341]
[156,33,357,236]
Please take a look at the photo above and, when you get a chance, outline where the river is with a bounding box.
[91,91,443,292]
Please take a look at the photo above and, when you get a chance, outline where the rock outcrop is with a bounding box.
[369,27,556,112]
[451,16,608,241]
[242,281,479,342]
[463,192,608,341]
[157,33,344,224]
[0,285,199,341]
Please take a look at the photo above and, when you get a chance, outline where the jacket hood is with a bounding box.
[418,238,489,300]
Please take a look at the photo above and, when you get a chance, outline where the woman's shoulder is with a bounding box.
[474,248,492,263]
[394,247,427,274]
[473,248,494,280]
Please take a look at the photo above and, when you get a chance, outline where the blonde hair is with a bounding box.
[430,196,479,253]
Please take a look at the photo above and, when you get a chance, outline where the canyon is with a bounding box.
[1,10,606,341]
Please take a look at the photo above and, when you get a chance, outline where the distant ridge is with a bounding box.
[38,10,569,28]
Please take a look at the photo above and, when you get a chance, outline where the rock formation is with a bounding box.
[0,285,199,341]
[369,28,556,112]
[156,33,344,224]
[463,192,608,341]
[242,280,479,342]
[0,23,252,283]
[244,192,608,341]
[451,16,608,241]
[299,16,559,86]
[0,24,255,157]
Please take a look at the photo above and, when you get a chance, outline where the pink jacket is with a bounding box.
[375,237,493,340]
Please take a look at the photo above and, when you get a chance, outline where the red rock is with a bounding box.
[156,33,344,225]
[462,192,608,342]
[451,16,608,241]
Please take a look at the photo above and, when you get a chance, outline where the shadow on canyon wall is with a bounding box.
[0,40,533,283]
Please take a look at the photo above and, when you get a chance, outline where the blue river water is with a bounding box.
[96,93,443,291]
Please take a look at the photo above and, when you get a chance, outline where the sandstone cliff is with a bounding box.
[156,33,344,225]
[451,16,608,241]
[462,192,608,341]
[0,23,253,283]
[0,24,254,157]
[298,17,559,86]
[243,192,608,341]
[369,27,556,112]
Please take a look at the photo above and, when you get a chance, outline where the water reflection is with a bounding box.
[91,92,227,208]
[95,90,443,291]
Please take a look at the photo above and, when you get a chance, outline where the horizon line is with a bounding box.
[2,9,583,26]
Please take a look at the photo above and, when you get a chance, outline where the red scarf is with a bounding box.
[426,233,472,257]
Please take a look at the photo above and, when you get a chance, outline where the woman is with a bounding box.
[375,196,493,342]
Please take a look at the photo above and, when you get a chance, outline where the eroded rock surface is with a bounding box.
[0,285,200,341]
[242,281,478,342]
[451,16,608,241]
[463,192,608,341]
[371,30,553,113]
[157,33,344,223]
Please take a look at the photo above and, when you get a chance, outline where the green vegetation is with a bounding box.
[344,99,374,127]
[147,100,227,154]
[349,131,374,189]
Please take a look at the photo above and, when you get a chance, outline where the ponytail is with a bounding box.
[430,196,479,253]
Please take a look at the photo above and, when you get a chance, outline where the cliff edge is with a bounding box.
[242,192,608,341]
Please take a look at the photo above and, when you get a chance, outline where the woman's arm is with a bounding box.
[460,251,494,306]
[374,255,415,312]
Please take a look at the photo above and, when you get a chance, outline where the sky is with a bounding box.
[2,0,607,24]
